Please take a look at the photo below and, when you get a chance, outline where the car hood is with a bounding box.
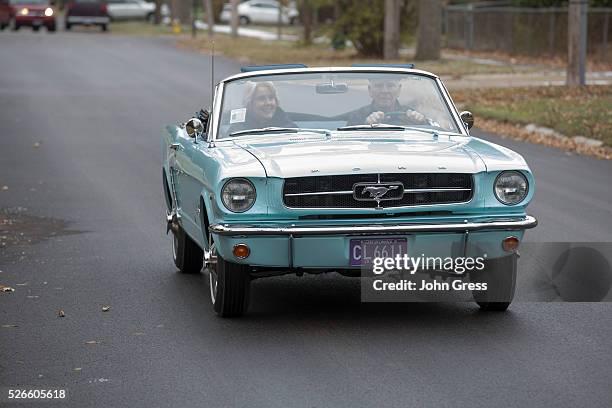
[232,132,488,178]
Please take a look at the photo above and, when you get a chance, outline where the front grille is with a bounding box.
[283,173,473,208]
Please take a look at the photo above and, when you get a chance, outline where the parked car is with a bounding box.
[220,0,298,25]
[0,0,12,30]
[65,0,109,31]
[7,0,56,31]
[162,65,537,317]
[106,0,154,21]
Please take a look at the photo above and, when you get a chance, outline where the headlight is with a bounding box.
[44,7,53,16]
[221,178,256,213]
[20,7,28,15]
[494,171,528,205]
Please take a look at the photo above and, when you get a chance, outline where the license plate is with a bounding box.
[32,19,42,26]
[349,238,407,267]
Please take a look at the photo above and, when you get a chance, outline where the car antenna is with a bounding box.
[210,39,215,110]
[208,39,215,148]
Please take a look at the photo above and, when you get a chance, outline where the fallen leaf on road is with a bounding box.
[84,340,100,345]
[101,306,110,312]
[2,324,18,328]
[1,285,15,293]
[1,186,7,191]
[57,309,65,317]
[16,282,28,286]
[74,367,82,371]
[132,332,145,336]
[27,295,39,299]
[33,142,41,148]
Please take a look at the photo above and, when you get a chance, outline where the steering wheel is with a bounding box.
[383,111,407,120]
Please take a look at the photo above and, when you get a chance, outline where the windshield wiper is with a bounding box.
[230,127,331,137]
[337,124,407,132]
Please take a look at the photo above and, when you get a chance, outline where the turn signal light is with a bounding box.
[233,244,250,259]
[502,236,520,252]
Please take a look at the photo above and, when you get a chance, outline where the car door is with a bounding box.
[107,0,129,19]
[127,0,146,18]
[258,2,279,24]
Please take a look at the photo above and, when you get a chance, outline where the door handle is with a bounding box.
[169,143,181,151]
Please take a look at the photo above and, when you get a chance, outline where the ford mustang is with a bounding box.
[162,64,537,317]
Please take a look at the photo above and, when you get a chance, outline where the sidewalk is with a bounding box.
[443,70,612,90]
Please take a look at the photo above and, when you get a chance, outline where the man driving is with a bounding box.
[345,78,430,126]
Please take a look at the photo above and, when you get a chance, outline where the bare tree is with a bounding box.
[384,0,401,60]
[154,0,161,24]
[230,0,239,38]
[299,0,313,45]
[203,0,214,37]
[415,0,441,61]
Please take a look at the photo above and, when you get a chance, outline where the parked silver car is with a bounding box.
[220,0,298,25]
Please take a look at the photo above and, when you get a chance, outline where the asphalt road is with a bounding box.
[1,31,611,408]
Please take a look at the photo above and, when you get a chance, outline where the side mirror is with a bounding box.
[185,118,204,139]
[460,111,474,130]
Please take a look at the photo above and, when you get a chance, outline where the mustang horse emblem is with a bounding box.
[362,185,399,200]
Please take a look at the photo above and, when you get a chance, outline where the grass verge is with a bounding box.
[452,86,612,147]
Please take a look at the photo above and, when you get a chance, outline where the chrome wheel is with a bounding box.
[205,233,218,304]
[172,231,178,261]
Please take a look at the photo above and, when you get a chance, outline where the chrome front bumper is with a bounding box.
[210,215,537,236]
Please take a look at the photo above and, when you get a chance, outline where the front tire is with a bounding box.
[172,226,203,274]
[207,235,251,317]
[239,16,249,25]
[101,23,107,32]
[471,254,517,311]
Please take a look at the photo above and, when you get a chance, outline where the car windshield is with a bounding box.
[217,71,460,139]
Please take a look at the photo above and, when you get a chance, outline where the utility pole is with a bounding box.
[567,0,588,86]
[202,0,214,37]
[384,0,401,60]
[230,0,239,38]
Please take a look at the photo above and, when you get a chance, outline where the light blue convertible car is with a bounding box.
[162,65,537,317]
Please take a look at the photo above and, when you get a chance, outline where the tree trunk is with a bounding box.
[299,0,313,45]
[230,0,239,37]
[203,0,214,37]
[154,0,161,24]
[384,0,401,60]
[415,0,441,61]
[277,0,282,40]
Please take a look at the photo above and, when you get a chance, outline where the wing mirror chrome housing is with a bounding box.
[460,111,474,130]
[185,118,204,139]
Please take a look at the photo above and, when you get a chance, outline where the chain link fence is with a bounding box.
[444,5,611,63]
